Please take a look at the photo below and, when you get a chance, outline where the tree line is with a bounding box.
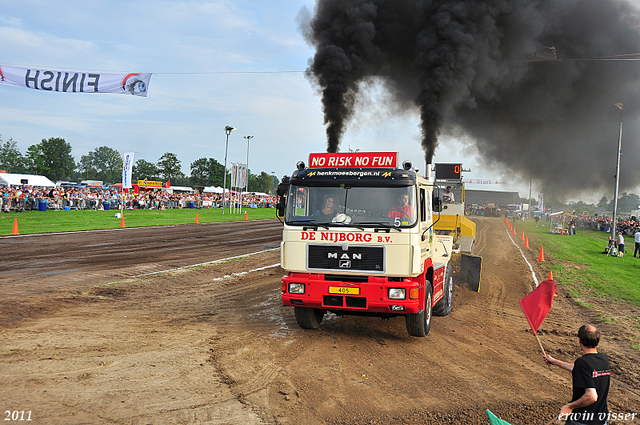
[0,135,278,194]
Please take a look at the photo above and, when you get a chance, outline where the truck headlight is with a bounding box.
[388,288,406,300]
[288,283,305,294]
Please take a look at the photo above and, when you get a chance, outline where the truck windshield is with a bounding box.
[285,185,418,228]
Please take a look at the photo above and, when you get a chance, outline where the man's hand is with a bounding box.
[560,404,573,418]
[558,388,598,421]
[543,355,574,371]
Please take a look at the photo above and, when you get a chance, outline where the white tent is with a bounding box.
[164,186,194,194]
[203,186,224,193]
[0,173,55,187]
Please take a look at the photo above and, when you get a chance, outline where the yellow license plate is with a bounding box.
[328,286,360,295]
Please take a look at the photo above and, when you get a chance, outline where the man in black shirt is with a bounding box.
[544,324,610,425]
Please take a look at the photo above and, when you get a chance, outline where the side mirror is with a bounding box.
[277,197,286,218]
[432,190,443,213]
[276,176,290,218]
[433,197,443,213]
[276,176,290,197]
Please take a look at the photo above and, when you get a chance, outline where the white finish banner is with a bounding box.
[122,152,135,189]
[0,65,151,96]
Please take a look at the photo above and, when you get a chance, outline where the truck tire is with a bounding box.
[433,264,453,316]
[405,281,433,337]
[294,307,325,329]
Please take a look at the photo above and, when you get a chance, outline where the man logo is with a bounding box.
[339,260,351,268]
[327,252,362,260]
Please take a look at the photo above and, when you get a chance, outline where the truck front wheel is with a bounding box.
[294,307,325,329]
[406,281,433,337]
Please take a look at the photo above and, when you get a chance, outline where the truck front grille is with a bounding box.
[307,245,384,273]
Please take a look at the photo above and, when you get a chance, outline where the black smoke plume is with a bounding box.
[302,0,640,194]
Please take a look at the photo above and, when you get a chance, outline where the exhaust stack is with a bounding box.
[426,164,433,182]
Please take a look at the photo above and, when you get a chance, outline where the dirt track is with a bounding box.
[1,218,639,424]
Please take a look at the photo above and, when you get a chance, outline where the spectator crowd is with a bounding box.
[576,215,640,237]
[1,185,276,212]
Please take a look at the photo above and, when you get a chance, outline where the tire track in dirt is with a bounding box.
[473,217,489,255]
[0,219,282,298]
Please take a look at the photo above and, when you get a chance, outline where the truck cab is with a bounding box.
[431,163,477,254]
[278,152,455,337]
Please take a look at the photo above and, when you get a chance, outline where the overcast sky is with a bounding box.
[0,0,591,199]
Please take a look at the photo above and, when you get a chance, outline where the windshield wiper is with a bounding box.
[329,222,365,230]
[358,221,402,232]
[294,219,329,230]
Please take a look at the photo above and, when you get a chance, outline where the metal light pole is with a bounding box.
[241,135,253,212]
[610,102,624,253]
[528,174,532,221]
[243,135,254,192]
[223,126,236,214]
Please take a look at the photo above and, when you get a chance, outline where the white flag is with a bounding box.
[122,152,135,189]
[537,193,544,211]
[230,163,237,188]
[237,163,247,189]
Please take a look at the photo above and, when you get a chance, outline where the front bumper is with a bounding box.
[281,272,423,314]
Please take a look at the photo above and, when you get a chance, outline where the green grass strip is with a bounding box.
[508,218,640,306]
[1,207,278,235]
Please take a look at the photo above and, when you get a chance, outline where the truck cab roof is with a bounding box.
[290,167,421,187]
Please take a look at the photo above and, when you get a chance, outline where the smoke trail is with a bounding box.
[302,0,640,193]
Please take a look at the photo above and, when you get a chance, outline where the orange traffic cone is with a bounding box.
[11,218,19,235]
[524,236,530,249]
[120,213,126,228]
[548,271,554,280]
[512,226,516,236]
[538,245,545,262]
[521,230,525,241]
[244,211,248,221]
[195,213,199,224]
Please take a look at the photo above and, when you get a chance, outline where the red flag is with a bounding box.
[519,279,557,335]
[164,180,170,188]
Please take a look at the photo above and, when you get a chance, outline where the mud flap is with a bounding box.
[450,253,482,292]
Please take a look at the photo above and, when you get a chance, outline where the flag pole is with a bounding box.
[535,334,552,370]
[535,334,547,356]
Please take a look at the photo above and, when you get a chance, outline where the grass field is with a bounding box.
[1,207,278,235]
[507,218,640,307]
